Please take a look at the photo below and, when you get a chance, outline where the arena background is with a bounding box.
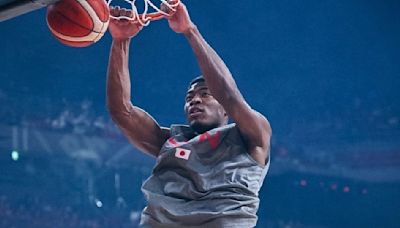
[0,0,399,227]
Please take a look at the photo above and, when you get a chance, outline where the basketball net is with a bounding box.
[107,0,180,26]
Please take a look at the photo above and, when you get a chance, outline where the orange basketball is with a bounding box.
[46,0,110,47]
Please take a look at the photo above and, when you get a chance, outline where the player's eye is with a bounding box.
[185,96,193,102]
[201,91,211,97]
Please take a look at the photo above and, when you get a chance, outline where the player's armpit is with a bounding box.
[109,105,170,157]
[228,99,272,165]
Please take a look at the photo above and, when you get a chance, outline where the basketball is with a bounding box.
[46,0,110,47]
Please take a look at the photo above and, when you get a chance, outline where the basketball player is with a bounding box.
[107,2,271,227]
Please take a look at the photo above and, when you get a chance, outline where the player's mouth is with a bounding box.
[189,107,204,118]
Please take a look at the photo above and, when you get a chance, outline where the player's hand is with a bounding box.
[162,1,195,34]
[108,6,143,40]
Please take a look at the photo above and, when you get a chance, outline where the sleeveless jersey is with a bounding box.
[140,123,270,228]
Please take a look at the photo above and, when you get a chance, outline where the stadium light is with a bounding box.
[11,150,19,161]
[95,199,103,208]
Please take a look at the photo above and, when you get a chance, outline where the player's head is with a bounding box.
[184,76,228,134]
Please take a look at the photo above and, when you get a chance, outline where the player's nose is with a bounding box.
[189,94,202,105]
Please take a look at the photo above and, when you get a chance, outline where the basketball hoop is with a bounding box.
[107,0,180,26]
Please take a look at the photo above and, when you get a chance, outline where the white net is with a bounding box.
[107,0,180,26]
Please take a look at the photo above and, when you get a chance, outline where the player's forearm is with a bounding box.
[106,39,134,116]
[184,26,243,106]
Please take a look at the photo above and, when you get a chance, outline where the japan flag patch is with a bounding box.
[175,148,191,160]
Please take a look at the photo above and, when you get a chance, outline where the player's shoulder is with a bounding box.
[160,126,171,140]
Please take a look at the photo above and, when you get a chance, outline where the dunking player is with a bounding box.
[106,2,272,227]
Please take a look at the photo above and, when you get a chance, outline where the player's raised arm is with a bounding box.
[166,3,271,165]
[107,7,170,157]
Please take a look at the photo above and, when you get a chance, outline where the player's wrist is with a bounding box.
[183,23,198,37]
[112,38,132,47]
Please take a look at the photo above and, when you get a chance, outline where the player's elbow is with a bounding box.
[107,103,132,124]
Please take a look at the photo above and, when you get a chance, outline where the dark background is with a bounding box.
[0,0,399,227]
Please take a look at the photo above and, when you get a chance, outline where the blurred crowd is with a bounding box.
[0,194,323,228]
[0,152,377,228]
[0,155,392,228]
[0,88,121,137]
[283,96,400,141]
[1,88,399,139]
[0,195,137,228]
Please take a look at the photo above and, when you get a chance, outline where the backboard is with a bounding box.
[0,0,59,22]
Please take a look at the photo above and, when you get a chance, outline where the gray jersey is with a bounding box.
[140,123,270,228]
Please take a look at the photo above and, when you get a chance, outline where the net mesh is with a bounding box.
[107,0,180,26]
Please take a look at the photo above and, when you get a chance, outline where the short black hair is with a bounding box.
[188,75,205,89]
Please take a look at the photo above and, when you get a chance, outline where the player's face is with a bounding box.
[184,81,227,134]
